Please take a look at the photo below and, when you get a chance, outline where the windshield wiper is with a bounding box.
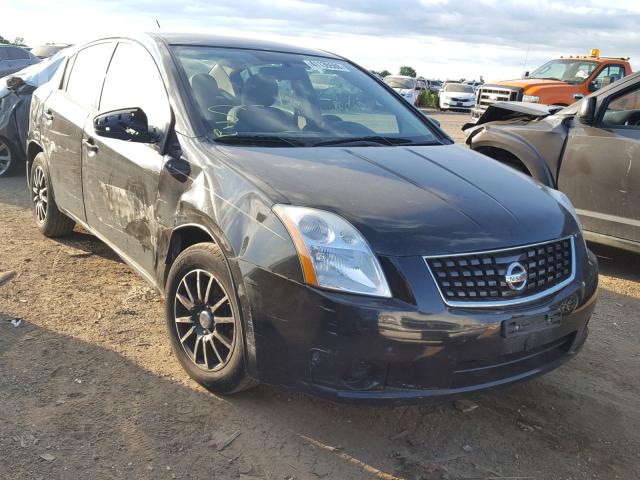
[311,136,414,147]
[214,134,301,147]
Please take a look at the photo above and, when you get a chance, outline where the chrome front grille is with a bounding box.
[476,86,521,109]
[425,237,575,307]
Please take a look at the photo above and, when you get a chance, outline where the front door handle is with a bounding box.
[82,138,99,152]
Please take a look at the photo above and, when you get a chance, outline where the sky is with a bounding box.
[1,0,639,81]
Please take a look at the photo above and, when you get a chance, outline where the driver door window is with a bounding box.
[100,42,170,137]
[601,85,640,130]
[592,65,625,90]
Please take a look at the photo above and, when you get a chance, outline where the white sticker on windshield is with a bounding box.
[303,60,350,72]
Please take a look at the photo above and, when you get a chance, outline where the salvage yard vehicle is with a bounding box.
[26,33,597,403]
[0,44,40,78]
[384,75,422,105]
[30,43,73,59]
[0,49,70,176]
[471,49,632,121]
[439,82,476,111]
[465,71,640,254]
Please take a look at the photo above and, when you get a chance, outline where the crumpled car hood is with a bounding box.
[214,143,575,256]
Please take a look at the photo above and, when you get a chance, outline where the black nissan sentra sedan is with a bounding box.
[26,33,598,403]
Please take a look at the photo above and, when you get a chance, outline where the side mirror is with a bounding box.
[6,76,25,90]
[523,71,530,78]
[94,108,157,143]
[577,97,597,125]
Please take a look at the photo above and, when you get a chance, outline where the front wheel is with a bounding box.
[165,242,257,394]
[0,137,17,177]
[30,153,75,237]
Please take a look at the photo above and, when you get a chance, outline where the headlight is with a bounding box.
[274,205,391,297]
[522,95,540,103]
[547,188,582,231]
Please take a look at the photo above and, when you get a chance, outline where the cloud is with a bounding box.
[2,0,638,79]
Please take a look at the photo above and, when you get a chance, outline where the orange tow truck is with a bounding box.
[471,49,632,121]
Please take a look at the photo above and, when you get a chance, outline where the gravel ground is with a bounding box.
[1,112,639,479]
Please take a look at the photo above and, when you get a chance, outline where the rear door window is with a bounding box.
[65,42,114,109]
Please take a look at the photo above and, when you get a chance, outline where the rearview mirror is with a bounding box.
[93,108,157,143]
[6,76,25,90]
[577,97,597,125]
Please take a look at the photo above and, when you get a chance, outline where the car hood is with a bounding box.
[394,88,416,95]
[213,143,575,256]
[493,78,568,88]
[462,101,565,130]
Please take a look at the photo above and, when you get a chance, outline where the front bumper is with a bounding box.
[443,101,474,110]
[239,242,598,405]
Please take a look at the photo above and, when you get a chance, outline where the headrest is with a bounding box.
[190,73,220,93]
[242,73,278,107]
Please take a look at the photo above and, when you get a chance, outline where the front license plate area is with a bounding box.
[502,312,562,337]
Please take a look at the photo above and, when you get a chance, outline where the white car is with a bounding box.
[383,75,421,105]
[439,82,476,110]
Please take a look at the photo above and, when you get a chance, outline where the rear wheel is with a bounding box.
[30,153,75,237]
[165,242,257,394]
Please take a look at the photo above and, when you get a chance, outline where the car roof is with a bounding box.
[145,32,341,59]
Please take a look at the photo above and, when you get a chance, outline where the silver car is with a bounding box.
[0,45,40,79]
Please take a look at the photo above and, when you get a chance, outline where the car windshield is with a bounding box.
[444,83,474,93]
[529,59,599,84]
[383,76,415,89]
[172,46,441,147]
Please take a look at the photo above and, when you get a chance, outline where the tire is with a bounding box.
[0,136,18,177]
[165,242,257,394]
[30,153,75,237]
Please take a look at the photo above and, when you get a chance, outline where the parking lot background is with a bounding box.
[1,112,639,480]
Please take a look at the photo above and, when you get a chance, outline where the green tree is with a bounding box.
[369,69,391,78]
[399,66,417,77]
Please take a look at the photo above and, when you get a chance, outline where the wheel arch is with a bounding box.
[469,129,555,187]
[161,219,259,378]
[25,141,44,184]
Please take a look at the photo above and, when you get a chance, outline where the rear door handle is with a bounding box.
[82,137,99,152]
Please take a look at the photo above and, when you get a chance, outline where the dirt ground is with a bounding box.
[1,112,639,480]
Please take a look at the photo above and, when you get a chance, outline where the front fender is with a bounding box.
[468,125,556,187]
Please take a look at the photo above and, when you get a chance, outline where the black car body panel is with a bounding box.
[465,72,640,254]
[215,143,576,256]
[26,33,598,403]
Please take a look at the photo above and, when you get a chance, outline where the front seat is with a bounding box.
[190,73,234,128]
[227,73,296,133]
